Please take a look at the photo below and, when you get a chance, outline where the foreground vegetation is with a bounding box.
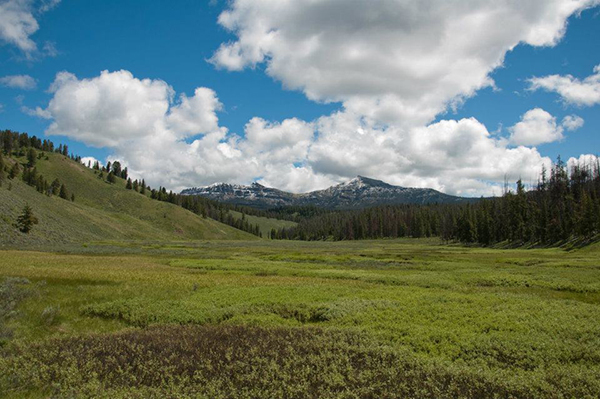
[1,239,600,398]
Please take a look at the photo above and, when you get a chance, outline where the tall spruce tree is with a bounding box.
[16,204,38,233]
[27,148,37,168]
[8,162,19,179]
[0,152,5,186]
[59,184,68,199]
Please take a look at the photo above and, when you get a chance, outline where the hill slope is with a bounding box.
[182,176,471,209]
[0,153,255,246]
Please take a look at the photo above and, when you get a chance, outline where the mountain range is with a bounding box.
[181,176,471,209]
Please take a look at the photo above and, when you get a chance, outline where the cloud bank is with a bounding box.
[30,1,600,196]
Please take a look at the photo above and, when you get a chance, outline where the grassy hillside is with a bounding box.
[229,210,297,237]
[0,153,255,245]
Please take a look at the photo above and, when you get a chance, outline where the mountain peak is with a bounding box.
[340,175,393,189]
[182,175,467,209]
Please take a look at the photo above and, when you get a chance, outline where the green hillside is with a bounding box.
[229,210,297,237]
[0,153,255,246]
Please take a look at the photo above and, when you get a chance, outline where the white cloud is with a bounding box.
[39,0,61,13]
[0,0,60,57]
[80,156,99,168]
[0,0,38,53]
[0,74,36,89]
[36,70,555,196]
[212,0,599,127]
[308,111,550,196]
[529,64,600,106]
[21,104,51,118]
[509,108,564,146]
[34,70,257,191]
[567,154,599,170]
[508,109,584,146]
[562,114,584,131]
[33,0,600,196]
[42,70,175,147]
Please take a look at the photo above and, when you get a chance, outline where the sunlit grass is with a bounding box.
[1,239,600,397]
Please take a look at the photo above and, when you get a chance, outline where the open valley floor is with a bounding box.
[1,239,599,398]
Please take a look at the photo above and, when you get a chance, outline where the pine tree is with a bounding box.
[59,184,68,199]
[16,204,38,233]
[126,178,133,189]
[0,152,5,186]
[112,161,122,176]
[140,179,146,194]
[107,172,116,184]
[8,162,19,179]
[27,148,37,168]
[51,178,61,195]
[3,132,13,155]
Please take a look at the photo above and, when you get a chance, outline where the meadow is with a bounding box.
[1,238,600,398]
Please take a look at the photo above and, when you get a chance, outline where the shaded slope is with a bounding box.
[0,153,255,245]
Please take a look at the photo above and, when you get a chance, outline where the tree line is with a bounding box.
[273,157,600,245]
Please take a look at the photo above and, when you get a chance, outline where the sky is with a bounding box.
[0,0,599,196]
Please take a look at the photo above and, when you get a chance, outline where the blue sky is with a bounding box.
[1,0,599,195]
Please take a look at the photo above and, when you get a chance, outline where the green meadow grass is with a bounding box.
[1,239,600,398]
[229,209,297,237]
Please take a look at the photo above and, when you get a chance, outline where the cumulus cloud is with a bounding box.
[34,69,557,196]
[509,109,584,146]
[0,0,60,57]
[0,74,36,89]
[212,0,598,127]
[80,156,99,168]
[567,154,600,172]
[307,111,550,196]
[509,108,564,146]
[562,114,584,131]
[32,0,600,196]
[529,64,600,106]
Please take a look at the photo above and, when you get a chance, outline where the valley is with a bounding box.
[2,239,600,398]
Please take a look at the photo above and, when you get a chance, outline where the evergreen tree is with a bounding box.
[59,184,68,199]
[126,178,133,189]
[107,172,116,184]
[27,148,37,168]
[0,152,5,186]
[111,161,122,176]
[16,204,38,233]
[51,178,61,195]
[8,162,19,179]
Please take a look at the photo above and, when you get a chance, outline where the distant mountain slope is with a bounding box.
[0,153,255,246]
[181,176,470,210]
